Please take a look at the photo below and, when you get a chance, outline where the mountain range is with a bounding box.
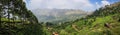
[32,9,93,23]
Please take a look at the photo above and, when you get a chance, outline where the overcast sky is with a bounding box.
[23,0,119,11]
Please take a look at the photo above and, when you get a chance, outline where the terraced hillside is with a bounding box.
[42,2,120,35]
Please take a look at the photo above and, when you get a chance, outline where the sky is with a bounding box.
[23,0,119,11]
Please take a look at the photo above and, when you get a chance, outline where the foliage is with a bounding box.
[42,2,120,35]
[0,0,43,35]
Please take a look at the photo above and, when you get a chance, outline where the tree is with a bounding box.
[0,0,44,35]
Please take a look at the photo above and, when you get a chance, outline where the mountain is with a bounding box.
[32,9,92,23]
[42,2,120,35]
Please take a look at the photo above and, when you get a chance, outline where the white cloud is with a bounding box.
[94,0,110,10]
[25,0,94,11]
[24,0,111,11]
[101,0,110,7]
[95,2,101,10]
[28,0,43,9]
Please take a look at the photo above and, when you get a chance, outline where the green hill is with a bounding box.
[42,2,120,35]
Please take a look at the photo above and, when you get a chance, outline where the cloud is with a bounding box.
[101,0,110,6]
[24,0,111,11]
[94,0,110,10]
[24,0,94,11]
[95,2,102,10]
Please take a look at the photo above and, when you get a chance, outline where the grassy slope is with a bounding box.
[43,2,120,35]
[72,14,120,35]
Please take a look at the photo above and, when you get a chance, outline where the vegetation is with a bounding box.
[0,0,120,35]
[42,2,120,35]
[0,0,43,35]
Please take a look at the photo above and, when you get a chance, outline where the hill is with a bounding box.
[42,2,120,35]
